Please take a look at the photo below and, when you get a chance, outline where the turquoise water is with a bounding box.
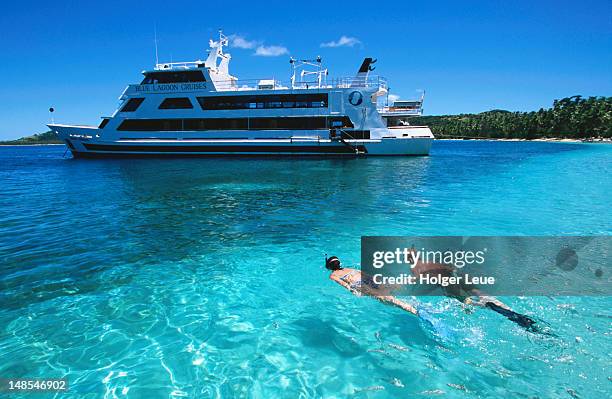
[0,141,610,398]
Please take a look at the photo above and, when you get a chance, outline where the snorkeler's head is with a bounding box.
[325,256,342,271]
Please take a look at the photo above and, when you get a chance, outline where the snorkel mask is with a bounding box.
[325,255,342,271]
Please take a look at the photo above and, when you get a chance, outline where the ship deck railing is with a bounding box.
[214,76,388,91]
[154,61,205,70]
[377,106,423,116]
[123,76,388,96]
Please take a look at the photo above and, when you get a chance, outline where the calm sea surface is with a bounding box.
[0,141,610,398]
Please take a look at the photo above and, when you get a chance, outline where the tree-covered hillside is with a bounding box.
[411,96,612,139]
[0,131,62,145]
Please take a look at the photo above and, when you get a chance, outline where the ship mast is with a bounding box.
[289,56,328,89]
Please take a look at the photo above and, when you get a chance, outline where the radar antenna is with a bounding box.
[290,56,328,89]
[205,29,230,69]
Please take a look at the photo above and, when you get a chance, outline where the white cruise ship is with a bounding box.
[49,32,434,157]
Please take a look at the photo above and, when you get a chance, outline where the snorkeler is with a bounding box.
[327,254,546,334]
[407,251,544,333]
[326,256,418,316]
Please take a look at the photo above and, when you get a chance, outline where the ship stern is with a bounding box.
[366,126,434,155]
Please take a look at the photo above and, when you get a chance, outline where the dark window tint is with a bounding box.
[117,116,352,131]
[183,118,248,130]
[159,97,193,109]
[328,116,354,129]
[196,93,328,110]
[120,98,145,112]
[118,119,182,131]
[141,70,206,84]
[98,118,110,129]
[250,117,327,130]
[341,130,370,140]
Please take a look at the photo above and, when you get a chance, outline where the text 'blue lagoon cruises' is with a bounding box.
[49,32,434,157]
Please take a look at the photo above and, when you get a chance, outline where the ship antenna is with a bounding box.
[154,24,159,66]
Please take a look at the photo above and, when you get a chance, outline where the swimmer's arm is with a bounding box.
[375,295,418,316]
[331,275,418,315]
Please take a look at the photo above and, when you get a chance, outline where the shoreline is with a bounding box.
[435,137,611,143]
[0,143,64,146]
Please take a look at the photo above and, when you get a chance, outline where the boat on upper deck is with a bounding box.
[49,31,434,157]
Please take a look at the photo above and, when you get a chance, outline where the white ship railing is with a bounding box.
[123,75,388,95]
[154,61,205,70]
[213,79,287,91]
[377,90,425,116]
[213,76,388,91]
[377,106,423,116]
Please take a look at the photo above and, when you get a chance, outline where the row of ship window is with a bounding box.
[120,94,329,112]
[115,116,355,131]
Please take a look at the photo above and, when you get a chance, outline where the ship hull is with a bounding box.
[49,125,433,157]
[67,139,432,157]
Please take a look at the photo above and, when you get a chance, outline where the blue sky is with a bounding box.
[0,0,610,139]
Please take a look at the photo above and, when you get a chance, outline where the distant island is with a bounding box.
[2,96,610,144]
[0,131,62,145]
[411,96,611,140]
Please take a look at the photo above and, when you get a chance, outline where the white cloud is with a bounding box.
[388,94,400,103]
[226,33,289,56]
[320,35,361,48]
[254,45,289,57]
[229,35,258,49]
